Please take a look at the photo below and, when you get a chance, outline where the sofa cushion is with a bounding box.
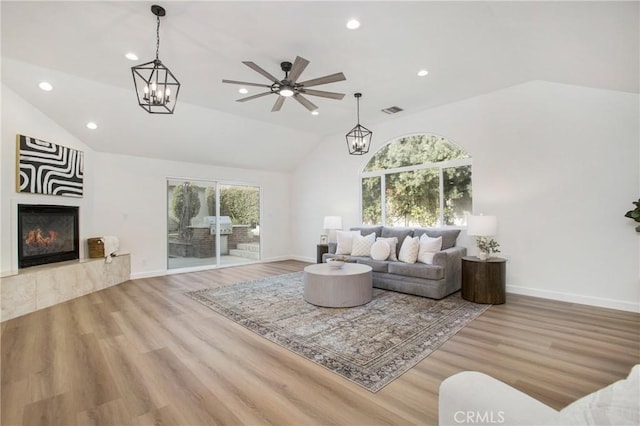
[382,227,414,258]
[417,234,442,264]
[336,230,361,255]
[351,226,383,239]
[388,262,444,280]
[556,364,639,426]
[351,232,376,256]
[377,237,398,261]
[413,228,460,250]
[398,236,419,263]
[370,240,391,260]
[355,257,389,273]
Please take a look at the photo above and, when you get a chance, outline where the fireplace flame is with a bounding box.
[25,228,58,247]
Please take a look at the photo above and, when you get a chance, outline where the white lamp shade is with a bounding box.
[323,216,343,230]
[467,215,497,237]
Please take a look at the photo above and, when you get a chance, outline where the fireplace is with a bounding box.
[18,204,79,268]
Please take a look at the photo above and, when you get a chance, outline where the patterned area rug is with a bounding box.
[185,272,489,392]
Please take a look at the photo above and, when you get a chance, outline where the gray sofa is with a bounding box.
[323,226,466,300]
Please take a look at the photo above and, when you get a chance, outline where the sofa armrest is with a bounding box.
[433,246,466,267]
[433,246,466,295]
[439,371,559,426]
[328,242,337,254]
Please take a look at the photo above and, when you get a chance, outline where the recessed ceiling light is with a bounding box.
[417,69,429,77]
[346,19,360,30]
[86,122,98,130]
[311,110,319,116]
[39,81,53,91]
[238,88,249,94]
[125,52,139,61]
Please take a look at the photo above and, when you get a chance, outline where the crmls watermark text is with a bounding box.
[454,410,505,424]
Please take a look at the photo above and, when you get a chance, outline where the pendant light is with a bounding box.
[131,5,181,114]
[345,93,372,155]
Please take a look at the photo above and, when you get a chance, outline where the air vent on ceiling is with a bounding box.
[381,106,404,114]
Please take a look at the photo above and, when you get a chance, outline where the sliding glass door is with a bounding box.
[167,179,260,270]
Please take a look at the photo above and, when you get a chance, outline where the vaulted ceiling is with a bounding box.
[2,1,638,172]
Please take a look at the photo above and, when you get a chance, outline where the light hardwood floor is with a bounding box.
[2,260,639,425]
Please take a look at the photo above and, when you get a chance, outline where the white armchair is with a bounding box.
[439,365,639,426]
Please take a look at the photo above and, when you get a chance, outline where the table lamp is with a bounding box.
[467,215,500,260]
[323,216,343,243]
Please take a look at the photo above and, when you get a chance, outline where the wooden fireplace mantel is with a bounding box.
[0,254,130,322]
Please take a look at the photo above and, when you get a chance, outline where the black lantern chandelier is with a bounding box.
[131,5,180,114]
[345,93,372,155]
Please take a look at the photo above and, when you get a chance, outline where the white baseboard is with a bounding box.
[261,255,298,263]
[130,270,167,280]
[289,255,315,263]
[507,285,640,313]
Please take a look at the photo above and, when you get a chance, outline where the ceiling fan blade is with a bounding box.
[242,61,280,83]
[298,72,346,88]
[271,96,286,112]
[222,79,272,88]
[237,92,273,102]
[301,89,345,100]
[293,93,318,112]
[287,56,310,83]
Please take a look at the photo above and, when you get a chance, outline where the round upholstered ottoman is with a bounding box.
[303,263,373,308]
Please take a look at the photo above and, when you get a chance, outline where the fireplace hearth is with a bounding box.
[18,204,79,268]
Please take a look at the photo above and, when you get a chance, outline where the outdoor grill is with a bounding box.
[204,216,233,235]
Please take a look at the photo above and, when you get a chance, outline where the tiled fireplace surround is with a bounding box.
[0,254,130,322]
[2,202,131,321]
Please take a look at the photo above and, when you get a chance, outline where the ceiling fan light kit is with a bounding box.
[222,56,346,112]
[131,5,181,114]
[346,93,373,155]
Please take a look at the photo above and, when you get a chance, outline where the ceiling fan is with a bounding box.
[222,56,346,112]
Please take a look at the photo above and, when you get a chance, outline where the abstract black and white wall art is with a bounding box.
[16,134,84,197]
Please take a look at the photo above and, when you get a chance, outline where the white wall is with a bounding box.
[90,153,291,278]
[1,85,96,272]
[292,81,640,312]
[1,85,293,278]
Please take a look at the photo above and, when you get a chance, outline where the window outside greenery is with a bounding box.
[167,179,261,270]
[361,176,382,225]
[443,165,472,226]
[361,134,472,227]
[206,185,260,226]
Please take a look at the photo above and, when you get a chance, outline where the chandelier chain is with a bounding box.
[155,14,160,61]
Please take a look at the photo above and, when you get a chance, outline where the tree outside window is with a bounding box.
[361,134,472,227]
[361,176,382,225]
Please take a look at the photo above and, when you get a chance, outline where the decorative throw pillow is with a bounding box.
[417,234,442,264]
[370,240,391,260]
[351,232,376,256]
[376,237,398,261]
[335,230,361,255]
[398,236,419,264]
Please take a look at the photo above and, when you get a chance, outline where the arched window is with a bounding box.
[360,134,472,227]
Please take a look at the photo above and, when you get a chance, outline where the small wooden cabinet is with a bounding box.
[316,244,329,264]
[461,256,506,304]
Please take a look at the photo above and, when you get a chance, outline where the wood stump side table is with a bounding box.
[316,244,329,264]
[461,256,506,304]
